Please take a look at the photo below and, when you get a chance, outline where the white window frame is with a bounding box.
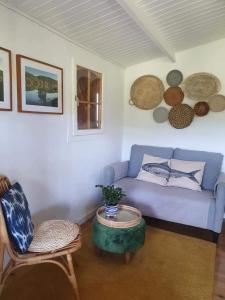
[71,59,104,137]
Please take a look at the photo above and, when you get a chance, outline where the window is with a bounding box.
[76,65,102,131]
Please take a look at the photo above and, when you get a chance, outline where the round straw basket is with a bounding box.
[97,205,142,228]
[130,75,164,110]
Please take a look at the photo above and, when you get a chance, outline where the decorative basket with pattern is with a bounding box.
[169,104,194,129]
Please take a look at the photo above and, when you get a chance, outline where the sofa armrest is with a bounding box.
[214,172,225,233]
[103,161,129,185]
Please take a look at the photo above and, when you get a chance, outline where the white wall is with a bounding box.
[122,39,225,170]
[0,5,124,224]
[2,4,225,227]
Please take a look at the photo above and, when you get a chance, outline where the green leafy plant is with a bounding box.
[95,184,126,206]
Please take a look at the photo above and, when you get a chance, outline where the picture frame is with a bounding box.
[0,47,12,111]
[16,55,63,114]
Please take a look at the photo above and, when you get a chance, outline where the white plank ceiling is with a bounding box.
[1,0,225,67]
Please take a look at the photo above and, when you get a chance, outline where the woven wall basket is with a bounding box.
[169,104,194,129]
[208,94,225,112]
[183,72,221,100]
[130,75,165,110]
[194,101,209,116]
[153,107,169,123]
[163,87,184,106]
[166,69,183,87]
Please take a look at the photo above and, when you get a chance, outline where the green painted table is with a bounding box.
[92,207,146,263]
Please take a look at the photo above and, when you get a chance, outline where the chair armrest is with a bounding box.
[103,161,129,185]
[214,172,225,233]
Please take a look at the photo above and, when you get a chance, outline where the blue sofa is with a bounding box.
[104,145,225,240]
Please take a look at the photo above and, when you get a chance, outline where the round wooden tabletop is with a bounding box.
[96,205,142,228]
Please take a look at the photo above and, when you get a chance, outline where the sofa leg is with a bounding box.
[212,232,219,243]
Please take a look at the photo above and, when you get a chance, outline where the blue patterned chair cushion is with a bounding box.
[1,182,34,253]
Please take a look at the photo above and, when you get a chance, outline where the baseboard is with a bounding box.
[77,206,99,225]
[143,216,215,242]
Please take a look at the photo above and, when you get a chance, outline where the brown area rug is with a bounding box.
[2,224,216,300]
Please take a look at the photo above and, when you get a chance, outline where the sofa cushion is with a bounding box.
[173,148,223,191]
[128,144,174,178]
[1,182,34,253]
[137,154,170,186]
[115,177,215,230]
[167,158,205,191]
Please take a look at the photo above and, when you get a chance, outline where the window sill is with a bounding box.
[73,128,104,136]
[67,126,104,143]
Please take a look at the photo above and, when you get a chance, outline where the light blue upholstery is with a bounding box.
[214,173,225,232]
[103,144,225,234]
[104,161,129,185]
[128,144,174,178]
[173,148,223,190]
[114,178,215,230]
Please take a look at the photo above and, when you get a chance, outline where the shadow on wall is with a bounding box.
[32,205,71,225]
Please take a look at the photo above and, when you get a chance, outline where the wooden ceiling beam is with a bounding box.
[115,0,176,62]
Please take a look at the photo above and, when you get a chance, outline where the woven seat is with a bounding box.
[0,176,81,300]
[29,220,79,253]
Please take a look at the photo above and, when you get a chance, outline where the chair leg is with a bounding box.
[0,259,14,297]
[0,283,3,297]
[0,242,4,296]
[66,254,80,300]
[0,259,16,295]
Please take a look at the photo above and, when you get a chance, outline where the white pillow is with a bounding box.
[136,154,170,186]
[167,158,205,191]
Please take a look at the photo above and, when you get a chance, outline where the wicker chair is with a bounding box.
[0,176,81,300]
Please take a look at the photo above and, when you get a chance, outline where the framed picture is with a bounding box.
[0,47,12,111]
[16,55,63,114]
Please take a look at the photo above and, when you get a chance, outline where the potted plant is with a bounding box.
[95,184,126,217]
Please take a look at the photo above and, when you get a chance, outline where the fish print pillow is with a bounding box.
[136,154,170,186]
[167,159,205,191]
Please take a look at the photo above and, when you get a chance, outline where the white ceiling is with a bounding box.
[1,0,225,67]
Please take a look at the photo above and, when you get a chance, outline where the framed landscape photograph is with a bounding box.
[0,47,12,111]
[16,55,63,114]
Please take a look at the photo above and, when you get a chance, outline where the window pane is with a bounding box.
[77,103,88,129]
[90,104,101,129]
[76,65,102,131]
[90,71,101,103]
[77,67,88,102]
